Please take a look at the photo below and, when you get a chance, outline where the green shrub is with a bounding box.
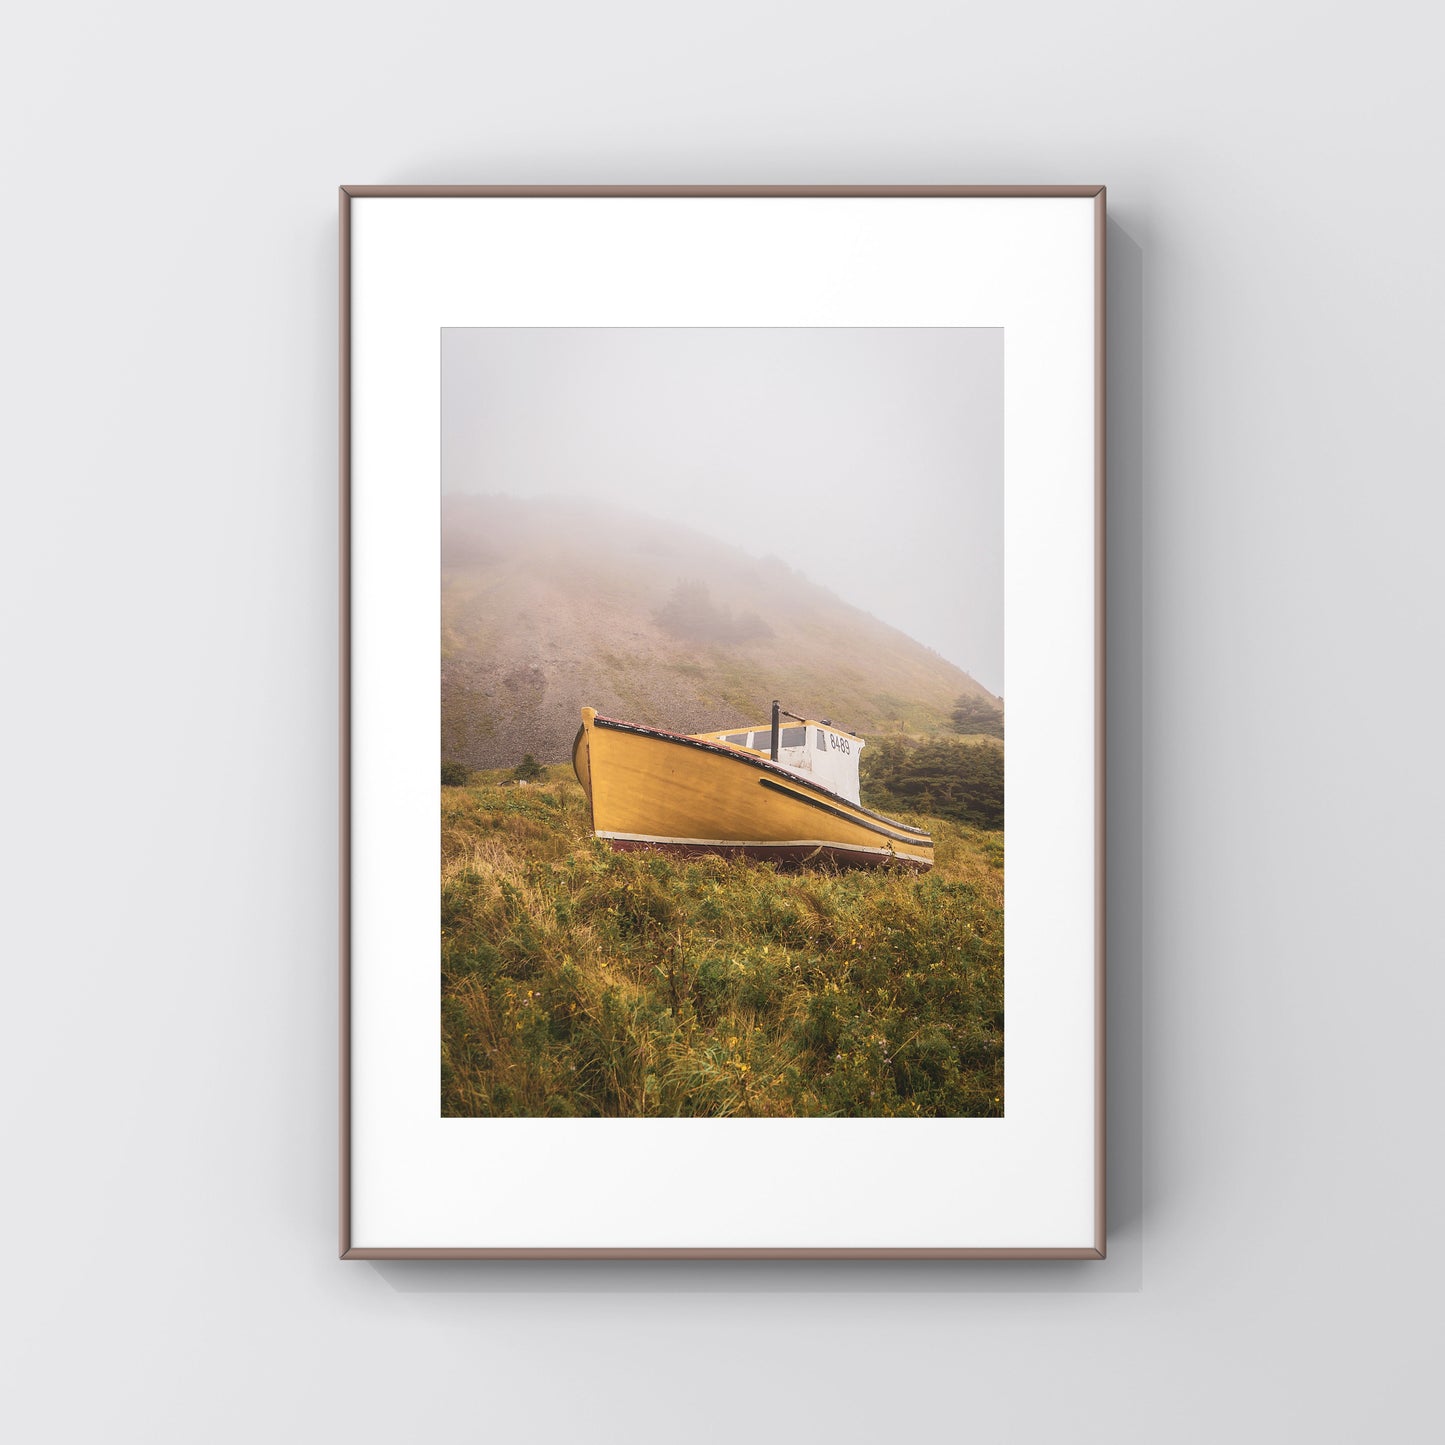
[441,759,470,787]
[863,735,1004,829]
[951,693,1005,738]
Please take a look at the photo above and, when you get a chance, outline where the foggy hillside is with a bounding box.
[441,495,999,769]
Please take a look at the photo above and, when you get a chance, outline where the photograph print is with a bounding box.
[439,327,1004,1118]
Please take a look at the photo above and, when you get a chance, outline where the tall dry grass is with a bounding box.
[441,768,1003,1117]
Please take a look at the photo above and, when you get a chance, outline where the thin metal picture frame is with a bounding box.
[339,185,1106,1259]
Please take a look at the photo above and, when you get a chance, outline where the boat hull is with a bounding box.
[572,709,932,871]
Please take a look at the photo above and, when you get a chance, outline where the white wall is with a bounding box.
[3,3,1439,1439]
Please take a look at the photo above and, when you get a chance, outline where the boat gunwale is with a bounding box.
[588,713,933,840]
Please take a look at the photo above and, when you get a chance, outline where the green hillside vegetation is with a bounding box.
[442,769,1004,1118]
[862,734,1005,830]
[654,579,772,644]
[951,693,1005,739]
[441,495,1001,769]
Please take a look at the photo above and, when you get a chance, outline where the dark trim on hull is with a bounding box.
[590,714,931,838]
[757,777,926,847]
[604,838,930,871]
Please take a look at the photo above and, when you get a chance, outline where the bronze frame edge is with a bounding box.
[337,184,1107,1262]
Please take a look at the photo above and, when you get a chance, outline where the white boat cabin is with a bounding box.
[699,717,865,806]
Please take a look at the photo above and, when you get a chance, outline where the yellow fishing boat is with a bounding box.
[571,702,932,870]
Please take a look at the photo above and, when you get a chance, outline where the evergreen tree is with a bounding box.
[950,693,1005,738]
[863,734,1003,829]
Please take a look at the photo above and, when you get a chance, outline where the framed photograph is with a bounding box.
[341,186,1105,1258]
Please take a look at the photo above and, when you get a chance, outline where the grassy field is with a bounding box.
[441,767,1004,1118]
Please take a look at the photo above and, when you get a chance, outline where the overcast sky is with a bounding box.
[442,327,1003,694]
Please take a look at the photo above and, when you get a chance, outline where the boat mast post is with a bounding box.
[770,700,780,761]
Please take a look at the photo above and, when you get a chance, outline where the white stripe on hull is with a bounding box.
[596,830,922,861]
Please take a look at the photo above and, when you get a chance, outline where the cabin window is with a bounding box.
[750,732,770,749]
[816,729,827,749]
[779,726,805,748]
[723,732,751,746]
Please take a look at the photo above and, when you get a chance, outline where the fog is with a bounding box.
[442,327,1003,695]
